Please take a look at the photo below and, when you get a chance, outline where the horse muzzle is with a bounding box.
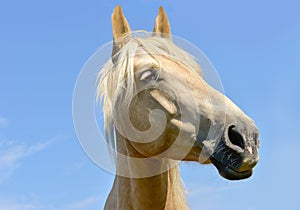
[204,123,260,180]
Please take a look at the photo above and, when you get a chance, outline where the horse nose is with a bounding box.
[224,124,259,154]
[223,124,259,171]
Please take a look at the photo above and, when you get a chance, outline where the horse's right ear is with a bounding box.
[111,5,131,62]
[153,6,171,39]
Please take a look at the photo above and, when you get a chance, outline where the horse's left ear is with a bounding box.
[111,5,131,62]
[112,5,131,41]
[153,6,171,39]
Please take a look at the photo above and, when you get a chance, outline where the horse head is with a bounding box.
[98,6,260,180]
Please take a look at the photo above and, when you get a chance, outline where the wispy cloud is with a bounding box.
[0,140,52,182]
[0,203,39,210]
[0,116,8,127]
[0,194,101,210]
[65,195,101,210]
[0,194,43,210]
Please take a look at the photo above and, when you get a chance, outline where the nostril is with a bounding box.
[254,132,260,147]
[228,125,245,150]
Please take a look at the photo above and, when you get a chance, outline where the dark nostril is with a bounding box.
[228,125,245,150]
[254,132,260,147]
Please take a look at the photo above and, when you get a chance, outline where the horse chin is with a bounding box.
[210,157,253,180]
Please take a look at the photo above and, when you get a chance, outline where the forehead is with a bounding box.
[133,47,207,93]
[133,49,192,76]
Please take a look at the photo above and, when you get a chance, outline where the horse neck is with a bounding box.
[104,133,189,210]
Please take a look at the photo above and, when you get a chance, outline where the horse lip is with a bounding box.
[210,156,253,180]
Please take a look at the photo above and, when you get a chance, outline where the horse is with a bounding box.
[97,5,260,210]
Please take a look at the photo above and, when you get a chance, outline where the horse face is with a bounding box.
[126,52,260,180]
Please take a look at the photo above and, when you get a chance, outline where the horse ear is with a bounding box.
[153,6,171,39]
[112,5,131,41]
[111,5,131,61]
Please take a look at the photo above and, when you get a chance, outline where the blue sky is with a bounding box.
[0,0,299,209]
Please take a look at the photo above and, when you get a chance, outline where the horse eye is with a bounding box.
[139,70,158,82]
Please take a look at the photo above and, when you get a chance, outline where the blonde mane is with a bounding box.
[97,35,203,209]
[97,33,202,152]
